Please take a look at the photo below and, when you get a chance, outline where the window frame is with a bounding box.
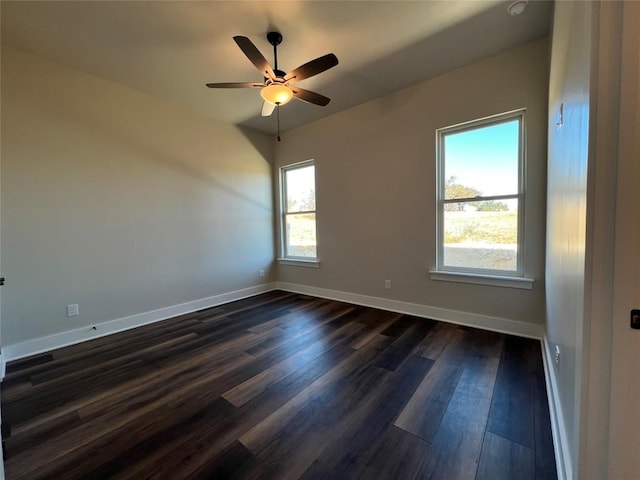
[434,109,527,281]
[278,159,319,266]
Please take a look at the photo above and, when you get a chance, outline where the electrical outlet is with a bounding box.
[554,345,561,370]
[258,269,265,278]
[67,304,79,317]
[384,280,391,289]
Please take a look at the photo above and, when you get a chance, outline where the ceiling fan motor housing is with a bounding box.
[266,69,287,83]
[267,31,283,46]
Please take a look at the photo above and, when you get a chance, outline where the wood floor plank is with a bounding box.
[487,335,537,449]
[374,316,433,371]
[358,426,429,480]
[297,354,433,480]
[534,407,559,480]
[246,299,343,334]
[1,291,557,480]
[241,364,393,480]
[5,353,54,374]
[2,410,83,458]
[66,319,341,427]
[476,431,535,480]
[415,354,500,480]
[413,321,461,360]
[3,359,155,426]
[379,313,417,338]
[463,327,505,359]
[3,314,284,430]
[244,304,357,357]
[5,404,178,480]
[239,334,393,454]
[11,332,259,434]
[393,329,468,441]
[112,342,358,480]
[350,310,402,349]
[11,342,245,446]
[31,332,200,385]
[190,440,261,480]
[88,396,237,480]
[222,321,364,407]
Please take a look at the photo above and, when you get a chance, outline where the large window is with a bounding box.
[436,110,525,278]
[281,160,317,261]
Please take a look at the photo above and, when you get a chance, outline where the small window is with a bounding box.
[436,110,525,277]
[281,160,317,260]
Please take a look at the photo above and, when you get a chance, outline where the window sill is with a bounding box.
[429,270,534,290]
[277,258,320,268]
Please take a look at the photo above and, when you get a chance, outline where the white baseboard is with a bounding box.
[542,335,572,480]
[0,351,5,381]
[3,283,278,362]
[2,281,543,364]
[276,282,543,339]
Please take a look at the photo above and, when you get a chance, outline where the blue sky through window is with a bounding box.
[444,119,519,200]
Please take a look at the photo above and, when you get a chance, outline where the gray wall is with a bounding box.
[274,39,549,327]
[1,46,274,345]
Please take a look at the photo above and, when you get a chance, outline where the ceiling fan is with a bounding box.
[206,32,338,118]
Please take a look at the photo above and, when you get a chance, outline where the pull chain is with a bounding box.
[273,35,281,141]
[276,104,282,142]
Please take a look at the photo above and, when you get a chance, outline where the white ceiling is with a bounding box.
[1,0,553,135]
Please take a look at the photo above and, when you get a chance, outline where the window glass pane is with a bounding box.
[444,119,519,199]
[285,165,315,213]
[443,199,518,271]
[285,213,316,258]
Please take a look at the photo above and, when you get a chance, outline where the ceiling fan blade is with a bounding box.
[233,36,276,80]
[206,82,264,88]
[284,53,338,83]
[290,86,331,106]
[261,101,276,117]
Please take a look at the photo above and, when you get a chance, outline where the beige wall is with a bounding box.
[1,46,274,345]
[274,39,549,327]
[545,2,592,478]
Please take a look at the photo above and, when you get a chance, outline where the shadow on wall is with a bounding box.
[238,124,274,166]
[21,67,274,211]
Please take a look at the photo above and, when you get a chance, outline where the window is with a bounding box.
[435,110,527,282]
[280,160,318,263]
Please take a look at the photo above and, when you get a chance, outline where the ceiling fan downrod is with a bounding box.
[267,31,283,74]
[268,31,284,141]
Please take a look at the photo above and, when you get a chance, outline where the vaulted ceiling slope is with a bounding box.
[1,0,552,135]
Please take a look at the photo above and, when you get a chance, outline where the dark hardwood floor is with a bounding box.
[1,291,557,480]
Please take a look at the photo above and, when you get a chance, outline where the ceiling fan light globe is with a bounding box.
[261,84,293,106]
